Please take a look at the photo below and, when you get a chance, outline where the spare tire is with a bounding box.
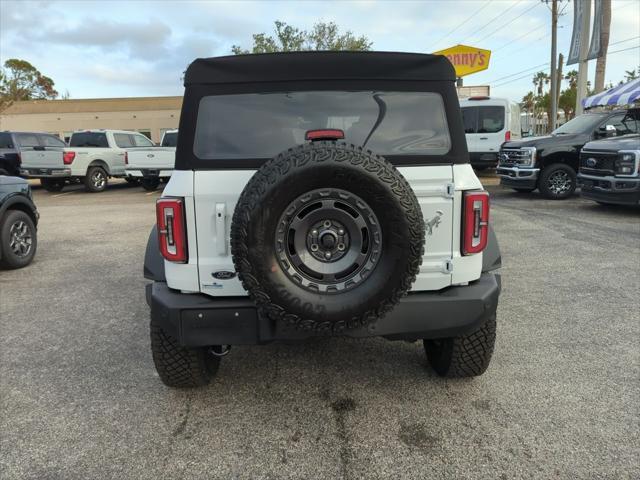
[230,142,424,333]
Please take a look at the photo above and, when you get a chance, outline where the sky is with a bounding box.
[1,0,639,102]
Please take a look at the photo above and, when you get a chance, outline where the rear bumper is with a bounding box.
[126,169,173,178]
[578,173,640,205]
[470,152,498,168]
[147,273,501,346]
[497,166,539,189]
[20,167,71,178]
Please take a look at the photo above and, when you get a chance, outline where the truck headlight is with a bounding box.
[517,147,536,167]
[615,151,640,177]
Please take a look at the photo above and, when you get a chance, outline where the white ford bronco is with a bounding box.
[144,52,502,388]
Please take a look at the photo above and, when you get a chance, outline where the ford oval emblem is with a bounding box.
[147,154,154,158]
[212,271,236,280]
[499,153,510,162]
[586,158,597,168]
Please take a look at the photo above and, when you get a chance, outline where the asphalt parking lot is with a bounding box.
[1,178,638,479]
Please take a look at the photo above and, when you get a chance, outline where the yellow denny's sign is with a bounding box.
[433,44,491,77]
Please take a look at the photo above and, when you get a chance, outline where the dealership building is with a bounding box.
[0,96,182,144]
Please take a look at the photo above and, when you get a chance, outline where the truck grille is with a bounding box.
[498,148,533,167]
[580,151,616,177]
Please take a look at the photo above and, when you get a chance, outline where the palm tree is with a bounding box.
[565,70,578,89]
[624,69,637,82]
[532,71,550,96]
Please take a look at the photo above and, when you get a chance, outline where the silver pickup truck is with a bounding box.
[125,130,177,191]
[21,129,155,192]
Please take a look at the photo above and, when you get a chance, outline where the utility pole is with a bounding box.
[549,0,559,131]
[576,0,591,115]
[556,53,564,122]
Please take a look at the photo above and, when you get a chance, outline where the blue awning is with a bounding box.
[582,78,640,109]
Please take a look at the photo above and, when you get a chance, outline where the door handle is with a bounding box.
[480,137,488,140]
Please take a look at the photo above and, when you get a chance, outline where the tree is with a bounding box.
[565,70,578,89]
[0,59,58,111]
[624,69,637,82]
[532,71,550,96]
[231,20,372,54]
[594,0,611,93]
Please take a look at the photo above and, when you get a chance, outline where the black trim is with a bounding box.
[482,225,501,272]
[147,273,501,346]
[143,226,166,282]
[0,195,38,226]
[499,176,538,189]
[185,51,456,85]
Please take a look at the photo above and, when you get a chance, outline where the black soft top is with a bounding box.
[184,51,456,85]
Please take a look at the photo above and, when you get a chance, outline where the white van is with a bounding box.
[459,97,521,170]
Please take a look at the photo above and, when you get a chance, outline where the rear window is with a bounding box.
[16,133,40,148]
[461,106,505,134]
[41,135,66,148]
[194,91,451,160]
[162,132,178,147]
[70,132,108,148]
[114,133,135,148]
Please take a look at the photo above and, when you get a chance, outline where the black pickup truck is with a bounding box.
[578,134,640,206]
[497,108,639,199]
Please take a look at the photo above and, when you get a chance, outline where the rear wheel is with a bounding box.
[141,177,161,191]
[539,164,576,200]
[150,317,221,388]
[0,210,37,269]
[84,166,108,192]
[424,314,496,378]
[40,178,65,192]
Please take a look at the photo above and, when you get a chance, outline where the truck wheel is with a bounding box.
[40,178,65,192]
[424,314,496,378]
[539,164,576,200]
[150,317,220,388]
[141,177,160,191]
[84,166,108,192]
[230,142,425,333]
[0,210,37,269]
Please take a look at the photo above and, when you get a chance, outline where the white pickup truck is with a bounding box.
[125,130,177,191]
[21,129,155,192]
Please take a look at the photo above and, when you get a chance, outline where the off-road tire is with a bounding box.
[141,177,161,191]
[84,166,108,193]
[40,178,65,192]
[150,317,220,388]
[424,314,496,378]
[539,163,576,200]
[0,210,37,269]
[230,142,424,334]
[513,187,535,193]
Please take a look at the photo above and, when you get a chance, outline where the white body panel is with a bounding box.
[125,147,175,174]
[164,164,486,297]
[460,97,522,154]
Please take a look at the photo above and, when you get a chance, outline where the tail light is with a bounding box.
[124,152,128,165]
[63,151,76,165]
[462,191,489,255]
[305,129,345,141]
[156,198,187,263]
[504,130,511,141]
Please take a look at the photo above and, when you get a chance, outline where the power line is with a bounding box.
[493,29,550,53]
[459,0,520,43]
[609,35,640,46]
[608,45,640,55]
[487,62,548,84]
[475,2,541,44]
[493,68,549,88]
[431,0,494,49]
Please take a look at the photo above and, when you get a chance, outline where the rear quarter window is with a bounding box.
[193,91,451,160]
[162,132,178,147]
[70,132,108,148]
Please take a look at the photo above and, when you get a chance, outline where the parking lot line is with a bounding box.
[52,191,76,198]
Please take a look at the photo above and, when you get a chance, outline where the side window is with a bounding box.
[604,113,638,136]
[133,134,154,147]
[16,133,40,148]
[461,107,478,134]
[0,132,13,149]
[114,133,135,148]
[41,135,66,148]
